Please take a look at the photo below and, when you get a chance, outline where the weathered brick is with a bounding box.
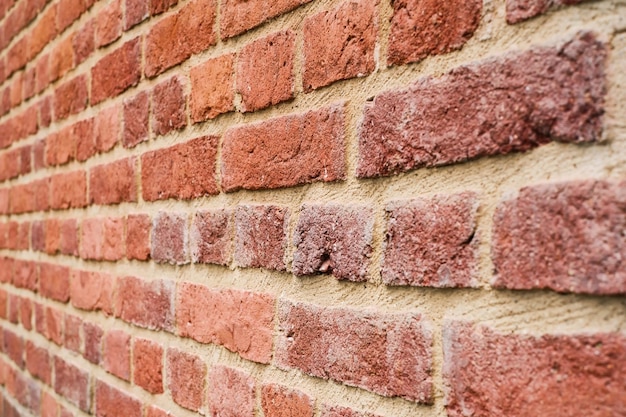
[45,306,64,345]
[492,180,626,294]
[150,0,177,15]
[29,4,57,58]
[190,54,234,122]
[60,219,78,256]
[103,330,131,381]
[507,0,589,24]
[357,32,606,178]
[64,314,82,353]
[151,212,188,264]
[321,405,381,417]
[41,392,59,417]
[222,104,346,191]
[57,0,90,32]
[89,158,137,205]
[80,217,126,261]
[190,210,232,265]
[13,260,38,291]
[276,301,433,403]
[19,297,32,330]
[167,348,206,411]
[133,338,163,394]
[46,129,75,167]
[95,0,122,47]
[4,330,24,368]
[444,322,626,417]
[115,276,174,331]
[53,75,87,120]
[126,214,150,260]
[39,263,70,302]
[51,36,75,82]
[382,193,478,287]
[262,384,314,417]
[145,0,216,78]
[95,380,142,417]
[54,357,90,411]
[125,0,148,29]
[141,136,218,201]
[94,104,121,153]
[209,366,255,417]
[83,321,103,364]
[293,205,373,281]
[151,75,187,135]
[73,18,95,65]
[25,341,50,384]
[123,91,149,148]
[234,205,288,271]
[221,0,311,39]
[388,0,481,65]
[303,0,377,91]
[70,270,115,314]
[91,38,141,104]
[74,118,96,162]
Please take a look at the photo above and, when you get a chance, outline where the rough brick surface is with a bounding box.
[125,0,148,29]
[303,0,377,91]
[91,38,141,104]
[190,210,232,265]
[39,263,70,302]
[262,384,314,417]
[382,193,478,287]
[321,405,381,417]
[234,205,289,271]
[54,357,90,411]
[126,214,151,260]
[83,322,103,364]
[209,366,255,417]
[115,276,174,331]
[70,270,115,314]
[357,32,606,178]
[177,283,275,363]
[25,342,50,384]
[95,381,142,417]
[133,338,163,394]
[222,104,346,191]
[142,136,219,201]
[443,322,626,417]
[123,91,149,148]
[237,31,295,112]
[152,75,187,136]
[276,301,433,403]
[221,0,312,39]
[492,180,626,294]
[506,0,589,24]
[54,75,88,120]
[80,217,125,261]
[293,205,374,281]
[388,0,481,65]
[150,0,178,15]
[103,330,131,381]
[95,0,122,47]
[190,54,234,122]
[89,158,137,205]
[167,348,206,412]
[50,171,87,210]
[151,212,188,264]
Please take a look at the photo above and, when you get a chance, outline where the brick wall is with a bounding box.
[0,0,625,416]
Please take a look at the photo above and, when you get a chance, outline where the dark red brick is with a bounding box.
[262,384,314,417]
[190,54,234,122]
[151,212,188,264]
[115,276,174,331]
[234,205,288,271]
[220,0,311,39]
[506,0,589,24]
[133,338,163,394]
[91,38,141,104]
[209,366,255,417]
[123,91,149,148]
[50,170,87,210]
[53,75,88,120]
[151,75,187,136]
[126,214,150,260]
[89,158,137,205]
[54,357,90,411]
[190,210,232,265]
[167,348,206,411]
[95,380,142,417]
[103,330,131,381]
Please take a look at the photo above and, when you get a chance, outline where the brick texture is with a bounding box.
[91,38,141,104]
[95,380,142,417]
[151,75,187,136]
[151,212,188,264]
[133,338,163,394]
[190,54,234,122]
[220,0,311,39]
[115,276,174,331]
[167,348,206,412]
[190,210,232,265]
[208,366,255,417]
[506,0,589,24]
[262,384,314,417]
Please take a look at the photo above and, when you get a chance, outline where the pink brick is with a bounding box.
[103,330,131,381]
[234,205,288,271]
[115,276,174,331]
[79,217,125,261]
[64,314,82,353]
[209,366,255,417]
[151,212,188,264]
[262,384,314,417]
[70,270,115,314]
[167,348,206,411]
[190,210,232,265]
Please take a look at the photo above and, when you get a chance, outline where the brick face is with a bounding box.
[190,54,234,122]
[115,276,174,331]
[151,75,187,136]
[220,0,312,39]
[167,348,206,411]
[91,38,141,104]
[208,366,255,417]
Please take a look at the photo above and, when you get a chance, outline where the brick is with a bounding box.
[11,179,49,214]
[388,0,481,65]
[95,380,142,417]
[0,257,14,283]
[7,38,27,75]
[8,371,40,412]
[10,71,23,107]
[145,0,216,78]
[94,105,121,153]
[79,217,126,261]
[507,0,589,24]
[0,189,8,214]
[54,357,90,411]
[190,210,232,265]
[39,96,52,128]
[73,18,95,65]
[89,158,137,205]
[190,54,234,122]
[57,0,89,31]
[19,297,32,330]
[50,171,87,210]
[357,32,607,178]
[43,219,61,254]
[209,366,255,417]
[95,0,122,47]
[125,0,148,29]
[70,270,115,314]
[234,205,289,271]
[321,405,381,417]
[444,322,626,416]
[39,263,70,302]
[73,118,96,162]
[126,214,150,260]
[4,330,23,368]
[133,338,163,394]
[492,180,626,294]
[0,289,7,317]
[13,260,38,291]
[115,276,174,331]
[151,212,188,264]
[222,104,346,191]
[146,406,175,417]
[35,54,49,93]
[83,322,103,364]
[64,314,82,353]
[177,283,275,363]
[303,0,377,91]
[41,392,59,417]
[91,38,141,104]
[167,348,206,411]
[23,67,36,100]
[45,306,64,345]
[103,330,131,381]
[151,75,187,135]
[383,193,478,287]
[261,384,314,417]
[29,4,57,58]
[49,36,75,82]
[8,294,19,323]
[293,205,374,281]
[150,0,177,15]
[276,301,433,403]
[60,219,78,256]
[141,136,219,201]
[123,91,149,148]
[237,31,294,112]
[221,0,311,39]
[25,341,50,384]
[34,302,46,335]
[46,130,75,166]
[54,75,87,121]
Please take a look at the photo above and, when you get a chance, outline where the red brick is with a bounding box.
[293,204,374,281]
[60,219,78,256]
[506,0,589,24]
[54,75,87,121]
[91,38,141,104]
[35,54,49,93]
[321,405,381,417]
[73,18,95,65]
[8,370,40,412]
[95,0,122,47]
[70,270,115,314]
[79,217,125,261]
[126,214,150,260]
[103,330,131,381]
[13,260,38,291]
[190,210,232,265]
[357,32,607,178]
[303,0,377,91]
[34,302,46,335]
[57,0,90,31]
[145,0,216,78]
[383,193,478,287]
[190,54,234,122]
[95,380,142,417]
[222,104,346,191]
[133,338,163,394]
[41,392,59,417]
[177,283,275,363]
[23,67,36,100]
[115,276,174,331]
[150,212,188,264]
[44,219,61,254]
[7,38,27,76]
[276,301,433,403]
[64,314,82,353]
[54,357,90,411]
[3,330,24,368]
[11,180,49,214]
[0,257,13,283]
[90,158,137,205]
[388,0,481,65]
[45,306,64,345]
[234,205,289,271]
[39,263,70,302]
[209,366,255,417]
[167,348,206,412]
[150,0,177,15]
[50,170,87,210]
[39,96,52,128]
[237,31,294,112]
[25,341,50,384]
[73,118,96,162]
[0,189,8,215]
[444,322,626,416]
[29,4,57,58]
[125,0,148,29]
[8,294,19,324]
[18,145,31,175]
[262,384,313,417]
[141,136,218,201]
[46,130,75,166]
[221,0,311,39]
[151,75,187,135]
[492,180,626,294]
[49,36,75,82]
[83,321,103,364]
[0,289,7,318]
[10,71,23,107]
[123,91,148,148]
[94,104,121,153]
[19,297,32,330]
[146,406,175,417]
